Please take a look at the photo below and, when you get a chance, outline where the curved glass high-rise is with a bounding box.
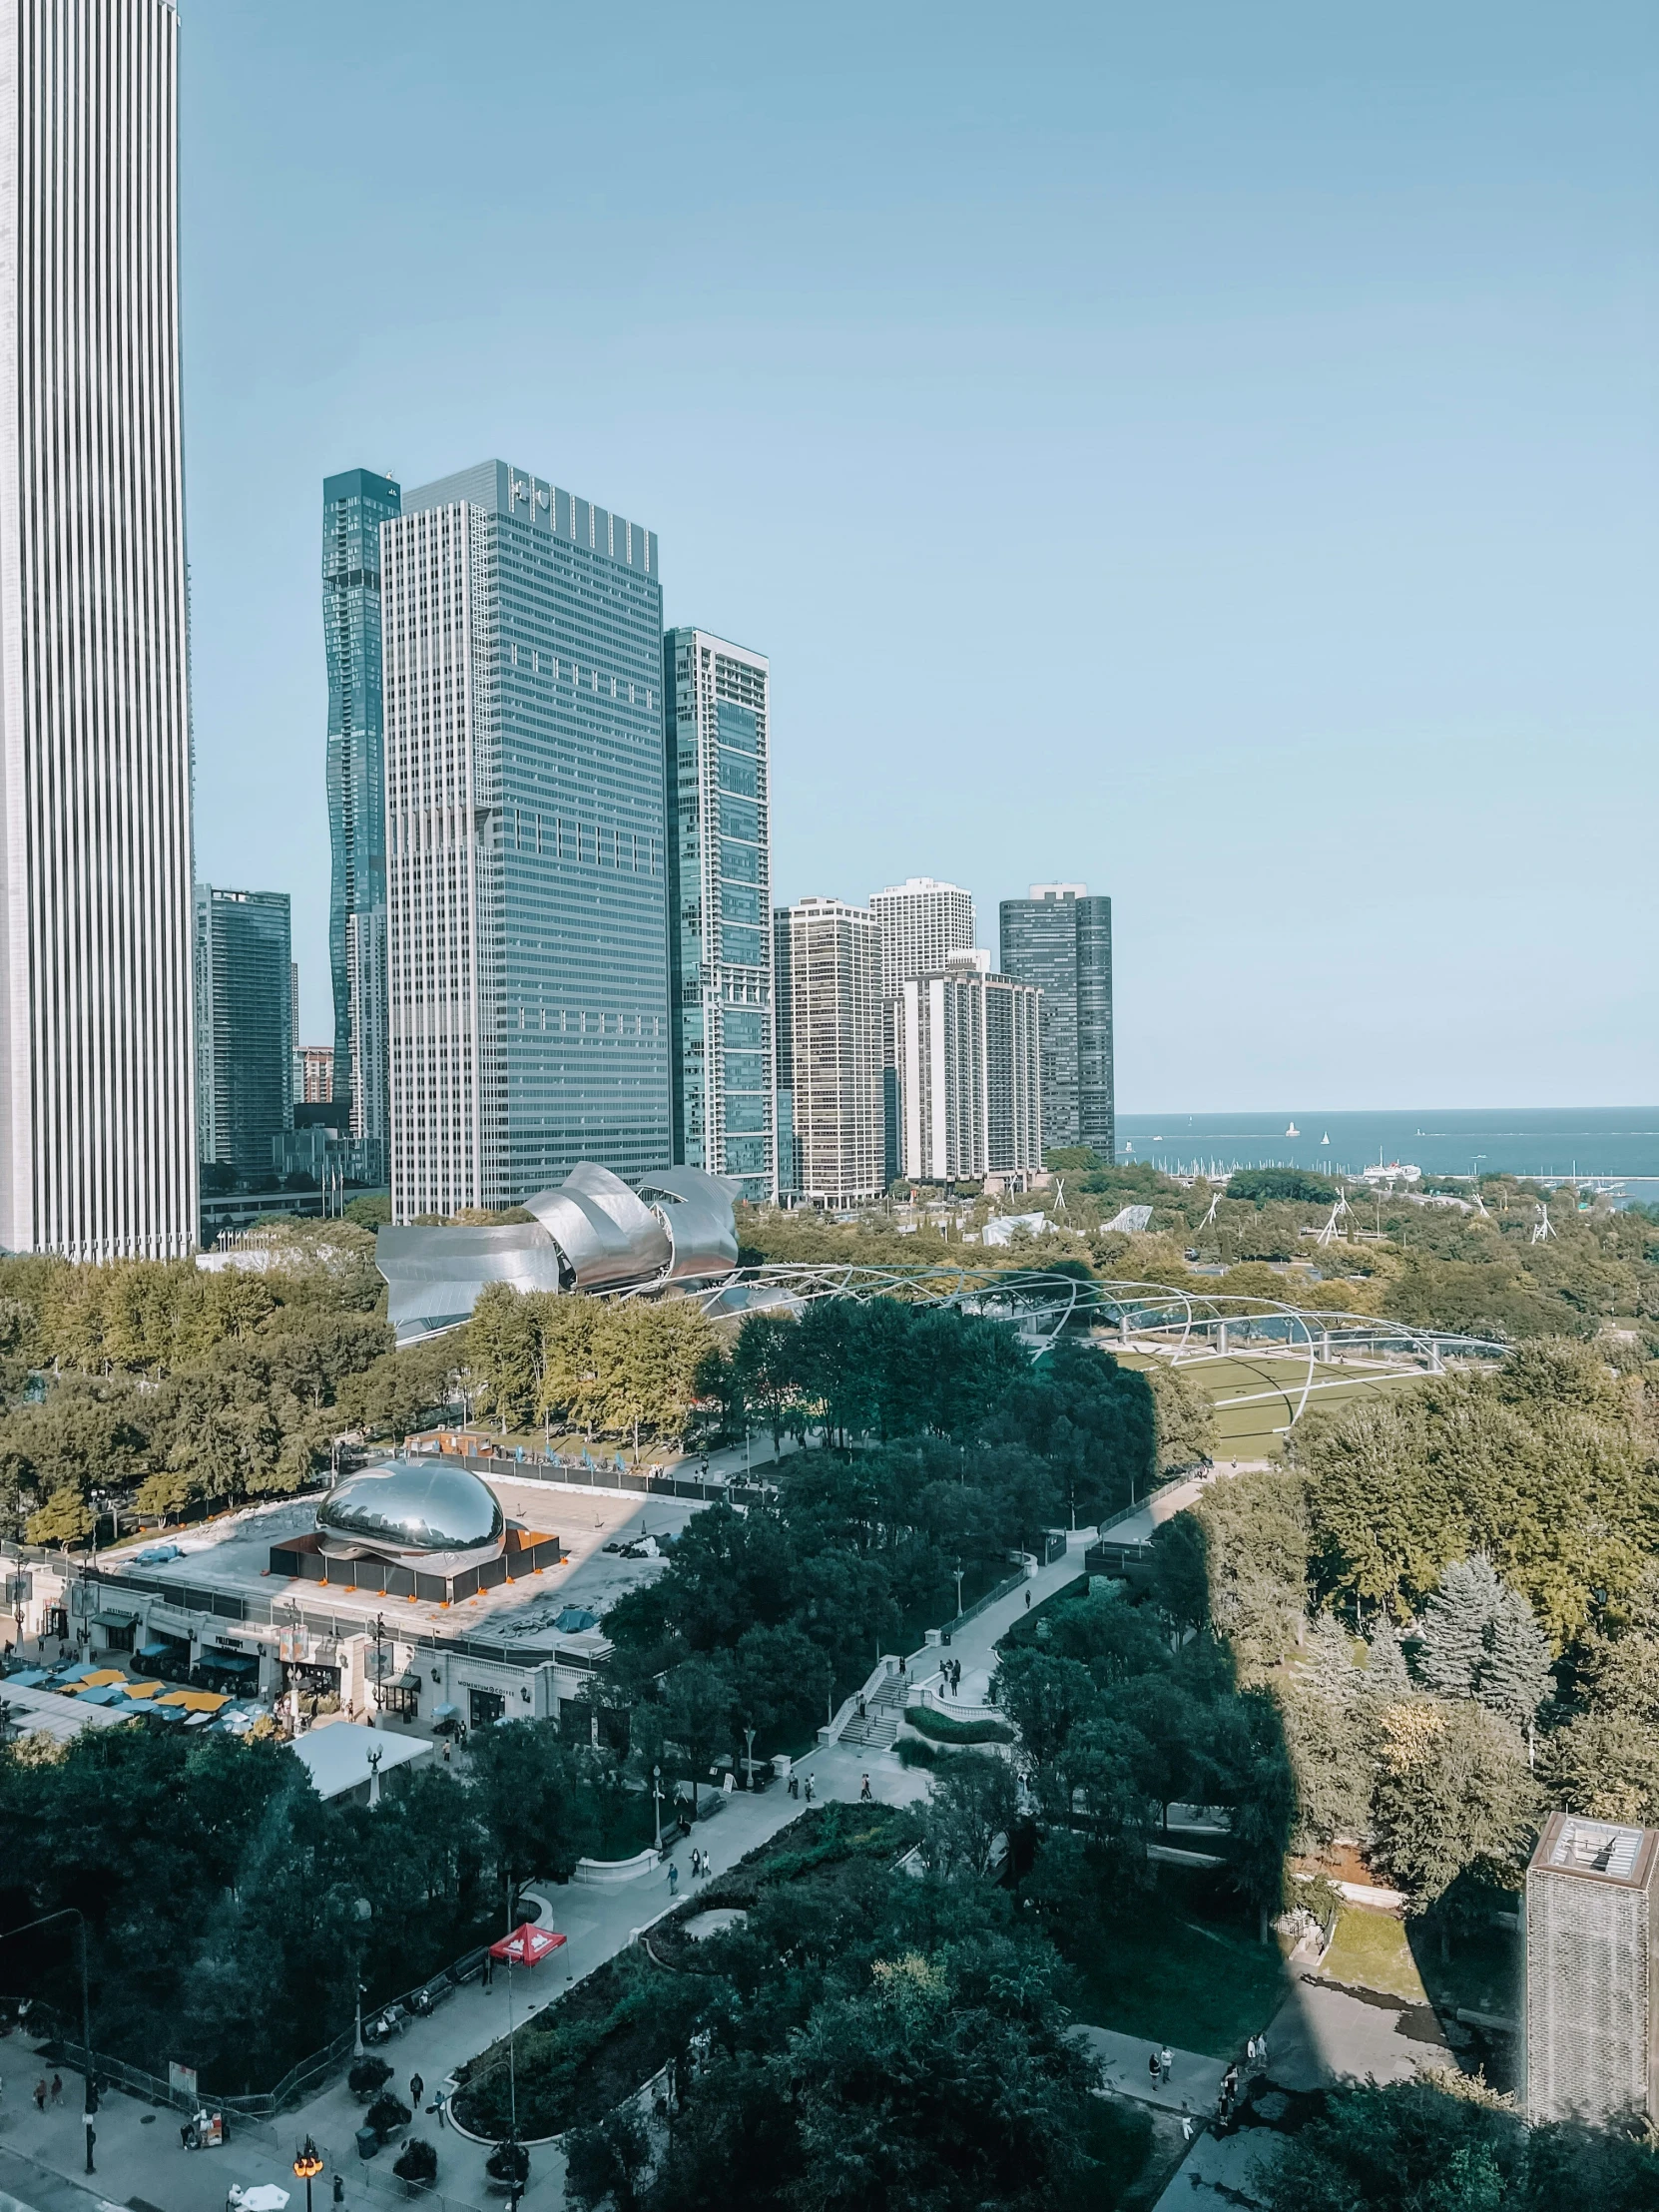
[0,0,197,1258]
[323,468,400,1186]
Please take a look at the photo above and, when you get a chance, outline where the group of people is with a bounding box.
[938,1658,966,1697]
[1152,2026,1272,2139]
[30,2074,65,2111]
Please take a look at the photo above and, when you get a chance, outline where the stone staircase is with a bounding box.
[837,1669,908,1752]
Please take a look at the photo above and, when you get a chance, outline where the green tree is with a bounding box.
[467,1719,600,1892]
[1370,1699,1540,1909]
[1262,2079,1525,2212]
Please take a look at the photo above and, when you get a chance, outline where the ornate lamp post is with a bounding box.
[652,1763,663,1851]
[293,2135,324,2212]
[744,1726,757,1790]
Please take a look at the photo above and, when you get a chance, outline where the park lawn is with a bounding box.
[1320,1907,1429,2003]
[1059,1874,1289,2058]
[1115,1350,1421,1459]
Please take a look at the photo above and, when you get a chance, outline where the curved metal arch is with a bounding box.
[667,1266,1506,1432]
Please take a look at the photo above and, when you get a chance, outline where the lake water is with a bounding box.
[1115,1107,1659,1199]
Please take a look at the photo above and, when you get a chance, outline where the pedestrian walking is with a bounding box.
[804,1775,816,1803]
[50,2073,61,2106]
[789,1772,800,1799]
[409,2073,424,2110]
[332,2175,345,2205]
[1257,2031,1268,2067]
[859,1773,872,1803]
[856,1693,866,1720]
[668,1860,680,1896]
[33,2078,45,2113]
[1160,2045,1173,2083]
[1024,1591,1031,1610]
[1245,2035,1256,2068]
[482,1952,494,1988]
[1148,2052,1161,2090]
[442,1740,451,1764]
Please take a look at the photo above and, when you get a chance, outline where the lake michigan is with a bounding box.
[1115,1107,1659,1200]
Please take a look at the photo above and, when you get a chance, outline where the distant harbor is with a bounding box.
[1116,1108,1659,1202]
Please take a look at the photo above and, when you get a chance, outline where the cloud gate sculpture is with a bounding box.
[316,1459,506,1578]
[376,1163,741,1345]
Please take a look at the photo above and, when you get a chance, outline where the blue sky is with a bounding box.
[182,1,1658,1112]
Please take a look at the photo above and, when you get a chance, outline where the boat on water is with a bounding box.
[1320,1132,1331,1146]
[1362,1158,1422,1185]
[1286,1122,1300,1137]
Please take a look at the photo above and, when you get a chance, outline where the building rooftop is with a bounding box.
[1532,1811,1656,1887]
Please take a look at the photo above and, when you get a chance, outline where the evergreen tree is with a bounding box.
[1415,1556,1506,1702]
[1363,1616,1412,1699]
[1307,1611,1360,1703]
[1481,1590,1553,1749]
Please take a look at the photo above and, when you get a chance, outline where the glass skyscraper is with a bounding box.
[998,884,1114,1160]
[663,629,776,1202]
[382,460,671,1219]
[323,467,401,1186]
[194,886,293,1183]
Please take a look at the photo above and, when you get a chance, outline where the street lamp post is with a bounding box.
[294,2135,323,2212]
[953,1563,965,1620]
[652,1764,663,1852]
[744,1727,756,1791]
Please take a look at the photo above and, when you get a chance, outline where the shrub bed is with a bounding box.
[904,1705,1015,1746]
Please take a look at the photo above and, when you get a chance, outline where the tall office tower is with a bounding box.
[194,887,293,1183]
[382,460,670,1221]
[774,898,882,1209]
[869,876,975,996]
[0,0,196,1260]
[663,629,775,1202]
[891,952,1042,1182]
[323,468,401,1185]
[1525,1812,1659,2124]
[998,883,1114,1161]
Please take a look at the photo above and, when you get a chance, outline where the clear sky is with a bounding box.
[182,1,1658,1113]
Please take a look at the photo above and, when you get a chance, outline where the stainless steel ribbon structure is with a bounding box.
[376,1164,741,1344]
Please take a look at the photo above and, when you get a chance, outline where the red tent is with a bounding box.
[488,1924,566,1967]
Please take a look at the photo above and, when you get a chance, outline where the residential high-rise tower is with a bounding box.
[998,884,1114,1160]
[891,952,1042,1183]
[0,0,196,1258]
[323,467,400,1185]
[382,461,671,1220]
[663,629,775,1202]
[869,876,975,996]
[194,887,292,1184]
[773,898,882,1209]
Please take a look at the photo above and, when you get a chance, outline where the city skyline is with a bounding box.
[180,3,1659,1114]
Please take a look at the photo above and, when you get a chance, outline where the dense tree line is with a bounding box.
[467,1284,718,1446]
[585,1307,1160,1772]
[0,1226,462,1542]
[0,1717,596,2088]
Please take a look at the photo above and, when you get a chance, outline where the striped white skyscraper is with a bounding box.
[0,0,196,1258]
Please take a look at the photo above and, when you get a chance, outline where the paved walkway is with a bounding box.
[1107,1458,1267,1547]
[1072,2026,1226,2117]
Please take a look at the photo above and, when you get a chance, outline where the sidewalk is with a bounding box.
[1072,2025,1227,2117]
[1107,1458,1265,1547]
